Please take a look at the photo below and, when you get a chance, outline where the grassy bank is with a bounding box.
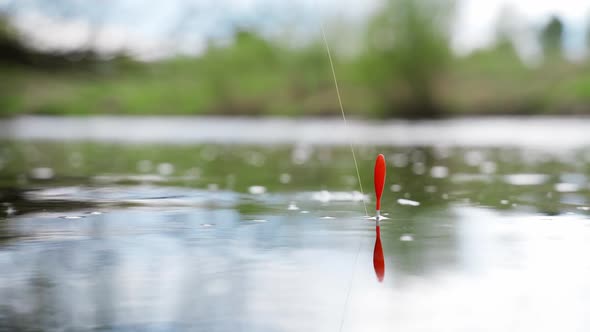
[2,50,590,118]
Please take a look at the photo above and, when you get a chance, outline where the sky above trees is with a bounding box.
[0,0,589,60]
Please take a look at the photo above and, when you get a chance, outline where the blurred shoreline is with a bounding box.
[3,2,590,119]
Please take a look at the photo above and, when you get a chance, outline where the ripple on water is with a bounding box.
[425,185,437,193]
[85,211,103,215]
[390,184,402,192]
[23,185,239,209]
[279,173,291,184]
[479,161,497,174]
[397,198,420,206]
[244,152,265,167]
[30,167,54,180]
[451,173,492,183]
[412,162,426,175]
[60,215,84,220]
[390,153,408,167]
[400,234,414,241]
[430,166,449,178]
[248,186,267,195]
[5,205,16,216]
[464,150,485,166]
[503,173,549,186]
[554,183,579,193]
[560,173,587,184]
[291,144,312,165]
[309,190,366,203]
[157,163,175,176]
[137,160,153,173]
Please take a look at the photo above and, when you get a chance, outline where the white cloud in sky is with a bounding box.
[11,11,172,60]
[4,0,590,59]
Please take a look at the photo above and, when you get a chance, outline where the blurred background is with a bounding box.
[1,0,590,118]
[2,1,590,331]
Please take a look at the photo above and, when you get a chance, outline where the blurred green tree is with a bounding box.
[199,30,281,114]
[363,0,454,118]
[0,14,28,64]
[540,16,564,59]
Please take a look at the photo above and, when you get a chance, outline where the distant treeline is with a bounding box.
[1,0,590,118]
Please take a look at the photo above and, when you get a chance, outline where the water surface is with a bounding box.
[1,116,590,331]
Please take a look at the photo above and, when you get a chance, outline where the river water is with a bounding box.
[1,116,589,331]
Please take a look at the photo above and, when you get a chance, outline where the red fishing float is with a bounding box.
[373,154,386,282]
[374,154,386,222]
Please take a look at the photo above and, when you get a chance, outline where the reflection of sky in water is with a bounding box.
[1,199,590,331]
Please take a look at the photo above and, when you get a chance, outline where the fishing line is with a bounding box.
[317,15,368,332]
[319,22,369,218]
[337,237,363,332]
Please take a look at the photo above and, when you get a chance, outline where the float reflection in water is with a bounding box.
[373,225,385,282]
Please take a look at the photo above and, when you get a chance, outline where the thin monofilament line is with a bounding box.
[319,23,369,218]
[319,19,367,332]
[338,237,362,332]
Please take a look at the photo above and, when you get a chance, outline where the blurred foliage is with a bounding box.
[363,0,454,118]
[1,2,590,118]
[541,16,564,60]
[0,14,49,67]
[0,14,105,68]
